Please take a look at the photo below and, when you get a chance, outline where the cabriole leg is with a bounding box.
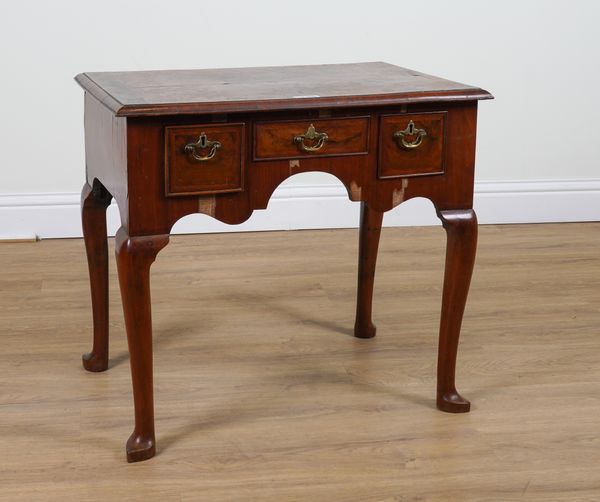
[81,181,112,372]
[115,227,169,462]
[436,209,478,413]
[354,202,384,339]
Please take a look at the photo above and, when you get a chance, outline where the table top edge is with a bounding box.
[75,62,493,117]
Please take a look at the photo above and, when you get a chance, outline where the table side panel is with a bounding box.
[84,92,128,227]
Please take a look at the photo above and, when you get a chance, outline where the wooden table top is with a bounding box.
[75,62,492,117]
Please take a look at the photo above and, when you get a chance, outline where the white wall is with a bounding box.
[1,0,599,237]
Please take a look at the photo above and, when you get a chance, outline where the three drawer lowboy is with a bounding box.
[75,62,492,462]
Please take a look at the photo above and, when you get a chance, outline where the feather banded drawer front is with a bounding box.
[378,112,446,178]
[75,62,492,462]
[164,112,449,197]
[165,123,245,196]
[254,117,370,160]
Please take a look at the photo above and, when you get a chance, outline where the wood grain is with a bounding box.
[115,102,479,237]
[436,209,478,412]
[75,62,492,117]
[115,228,169,462]
[165,123,245,196]
[254,116,369,160]
[378,112,446,179]
[354,202,383,339]
[1,223,599,499]
[78,62,490,461]
[81,181,112,372]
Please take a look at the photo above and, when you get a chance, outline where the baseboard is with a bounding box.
[1,179,599,239]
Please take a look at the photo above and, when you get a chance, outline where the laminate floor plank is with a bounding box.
[1,223,599,501]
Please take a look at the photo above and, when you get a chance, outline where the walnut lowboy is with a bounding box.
[76,62,492,462]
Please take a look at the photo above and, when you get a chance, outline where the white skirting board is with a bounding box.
[1,179,599,240]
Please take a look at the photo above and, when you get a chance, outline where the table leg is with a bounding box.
[81,182,112,372]
[115,227,169,462]
[436,209,477,413]
[354,202,384,339]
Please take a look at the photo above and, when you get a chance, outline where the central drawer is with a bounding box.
[254,117,370,160]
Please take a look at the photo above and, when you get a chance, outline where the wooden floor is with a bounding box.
[1,223,600,501]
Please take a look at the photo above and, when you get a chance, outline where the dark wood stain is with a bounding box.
[165,123,245,196]
[75,62,492,117]
[378,112,446,179]
[354,202,383,340]
[77,62,492,462]
[254,116,370,161]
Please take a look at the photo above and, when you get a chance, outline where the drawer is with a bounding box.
[254,117,369,160]
[378,112,446,179]
[165,123,245,196]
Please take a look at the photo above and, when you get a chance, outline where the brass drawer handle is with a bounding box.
[184,132,222,161]
[393,120,427,149]
[293,124,328,152]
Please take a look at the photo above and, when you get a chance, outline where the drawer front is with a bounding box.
[254,117,369,160]
[165,123,245,196]
[378,112,446,179]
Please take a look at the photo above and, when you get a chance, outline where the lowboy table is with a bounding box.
[76,62,492,462]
